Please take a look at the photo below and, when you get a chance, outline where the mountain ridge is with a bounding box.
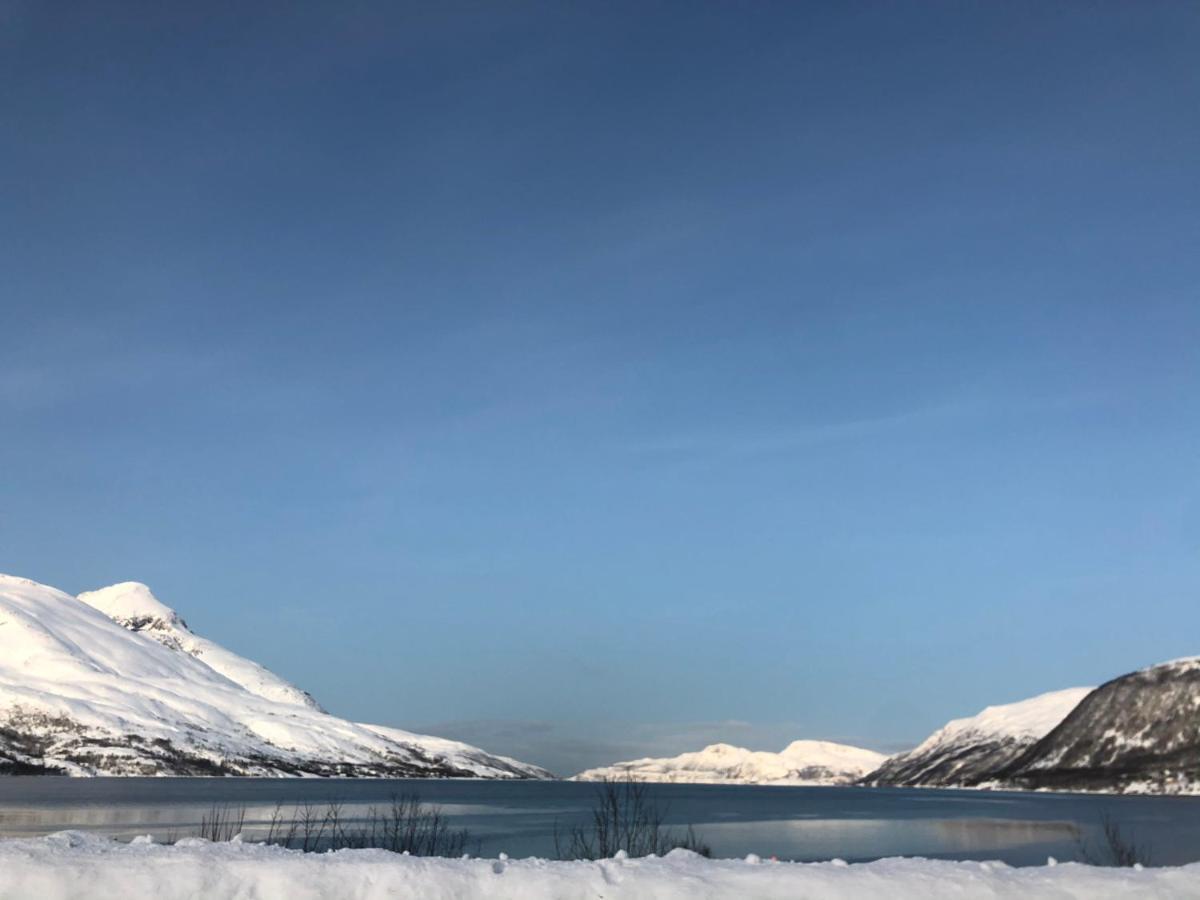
[0,573,551,779]
[573,739,886,785]
[997,658,1200,793]
[861,687,1092,789]
[78,581,325,712]
[863,657,1200,795]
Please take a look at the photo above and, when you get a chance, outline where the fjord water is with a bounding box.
[1,779,1198,866]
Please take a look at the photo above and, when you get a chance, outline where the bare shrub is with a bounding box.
[259,794,470,856]
[556,778,711,860]
[1077,811,1152,867]
[198,803,246,842]
[365,793,471,856]
[263,800,328,852]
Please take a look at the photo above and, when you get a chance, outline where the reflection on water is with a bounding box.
[934,817,1079,849]
[0,779,1196,865]
[700,816,1080,863]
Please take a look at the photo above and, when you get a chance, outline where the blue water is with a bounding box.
[0,778,1197,865]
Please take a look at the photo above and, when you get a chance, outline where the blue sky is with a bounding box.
[2,2,1199,775]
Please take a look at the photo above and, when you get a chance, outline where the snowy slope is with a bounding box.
[573,740,886,785]
[78,582,323,712]
[1003,658,1200,793]
[863,688,1091,788]
[0,574,551,778]
[1,833,1196,900]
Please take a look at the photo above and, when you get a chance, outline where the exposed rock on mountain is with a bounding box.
[1001,658,1200,794]
[861,688,1091,788]
[78,582,324,712]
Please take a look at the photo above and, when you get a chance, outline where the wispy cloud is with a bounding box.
[620,384,1115,463]
[621,401,965,461]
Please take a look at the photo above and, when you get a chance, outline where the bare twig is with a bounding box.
[556,778,711,860]
[1076,811,1151,867]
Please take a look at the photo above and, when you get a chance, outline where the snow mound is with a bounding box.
[0,832,1196,899]
[573,739,886,785]
[0,573,551,779]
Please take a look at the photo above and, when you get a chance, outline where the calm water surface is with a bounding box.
[0,778,1197,866]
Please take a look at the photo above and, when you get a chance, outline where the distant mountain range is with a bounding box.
[4,571,1197,793]
[579,659,1200,795]
[0,574,551,778]
[573,740,886,786]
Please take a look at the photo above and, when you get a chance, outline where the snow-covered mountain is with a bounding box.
[1000,658,1200,794]
[573,740,887,785]
[0,573,552,778]
[862,687,1091,788]
[78,582,324,712]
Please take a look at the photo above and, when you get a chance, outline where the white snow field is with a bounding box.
[574,740,886,785]
[910,688,1095,759]
[0,573,551,778]
[0,833,1196,900]
[77,581,326,712]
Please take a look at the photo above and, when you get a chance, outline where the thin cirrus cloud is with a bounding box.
[620,386,1117,463]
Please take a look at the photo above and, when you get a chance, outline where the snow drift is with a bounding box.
[0,573,551,778]
[0,832,1195,900]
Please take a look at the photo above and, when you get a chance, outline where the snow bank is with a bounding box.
[1,833,1197,899]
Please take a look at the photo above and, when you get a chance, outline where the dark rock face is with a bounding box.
[863,736,1038,788]
[866,660,1200,795]
[861,688,1092,789]
[1002,659,1200,793]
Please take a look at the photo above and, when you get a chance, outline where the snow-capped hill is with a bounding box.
[1002,658,1200,793]
[77,582,180,631]
[573,739,886,785]
[862,687,1091,788]
[79,582,323,711]
[0,573,551,779]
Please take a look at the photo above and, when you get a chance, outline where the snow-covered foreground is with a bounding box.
[1,834,1197,900]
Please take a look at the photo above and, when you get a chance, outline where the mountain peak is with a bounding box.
[77,582,185,631]
[79,581,323,710]
[1001,659,1200,792]
[700,743,741,754]
[0,573,551,779]
[1144,656,1200,675]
